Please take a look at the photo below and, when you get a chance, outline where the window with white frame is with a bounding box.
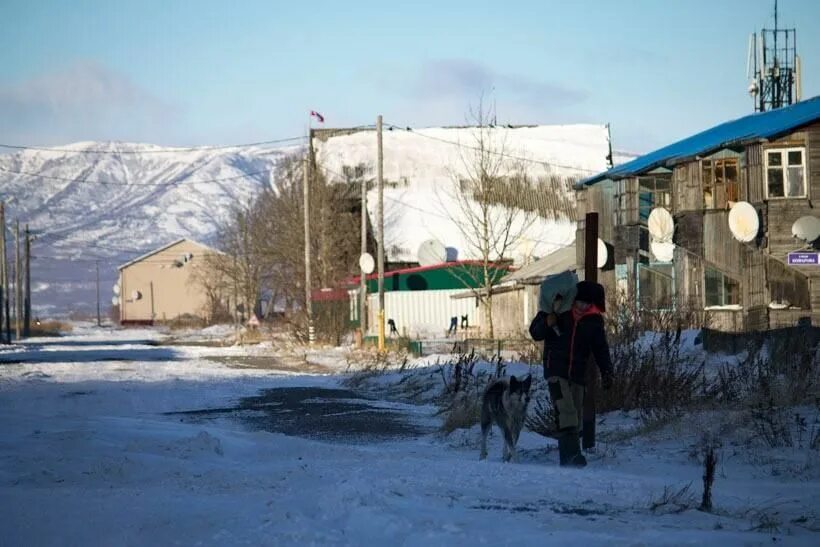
[765,147,806,198]
[704,267,740,308]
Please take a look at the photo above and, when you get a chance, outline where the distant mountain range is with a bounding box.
[1,127,628,318]
[0,141,291,317]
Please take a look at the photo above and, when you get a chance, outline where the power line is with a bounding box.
[0,165,272,186]
[0,136,307,154]
[382,122,602,174]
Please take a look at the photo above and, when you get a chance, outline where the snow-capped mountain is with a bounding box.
[0,141,293,318]
[1,127,629,319]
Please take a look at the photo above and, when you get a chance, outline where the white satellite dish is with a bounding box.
[597,238,608,269]
[112,284,120,296]
[358,252,375,274]
[650,241,675,262]
[131,290,142,301]
[417,239,447,266]
[792,215,820,243]
[647,208,674,243]
[728,201,759,243]
[111,296,120,306]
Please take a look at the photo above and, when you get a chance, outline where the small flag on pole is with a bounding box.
[310,110,325,123]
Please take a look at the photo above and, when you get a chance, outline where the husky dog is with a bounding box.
[479,374,533,462]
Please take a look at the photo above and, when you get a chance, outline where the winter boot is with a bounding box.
[557,431,572,466]
[561,427,587,468]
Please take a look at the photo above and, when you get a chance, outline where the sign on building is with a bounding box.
[787,252,819,265]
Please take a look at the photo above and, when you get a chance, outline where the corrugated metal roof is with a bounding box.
[580,96,820,187]
[502,245,577,285]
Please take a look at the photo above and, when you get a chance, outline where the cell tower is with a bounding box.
[746,0,801,112]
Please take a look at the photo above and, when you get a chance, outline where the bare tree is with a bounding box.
[225,154,363,339]
[212,204,265,323]
[189,252,232,324]
[439,100,538,338]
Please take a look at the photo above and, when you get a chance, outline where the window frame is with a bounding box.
[637,174,673,223]
[764,146,807,199]
[637,262,676,311]
[701,157,740,209]
[703,266,742,309]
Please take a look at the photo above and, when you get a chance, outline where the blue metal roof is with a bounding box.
[581,95,820,187]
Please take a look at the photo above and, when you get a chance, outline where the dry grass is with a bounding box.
[441,391,482,434]
[165,315,207,331]
[29,320,73,337]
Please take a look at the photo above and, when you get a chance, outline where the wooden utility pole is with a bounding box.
[360,175,368,341]
[1,206,8,344]
[0,202,6,344]
[582,212,599,450]
[96,260,101,327]
[14,220,21,340]
[23,224,30,337]
[303,156,314,345]
[376,115,385,351]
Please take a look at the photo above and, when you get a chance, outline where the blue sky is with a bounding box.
[1,0,818,153]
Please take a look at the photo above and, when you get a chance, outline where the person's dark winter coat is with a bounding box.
[529,305,613,386]
[529,310,572,379]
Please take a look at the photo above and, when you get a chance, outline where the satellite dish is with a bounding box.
[597,238,608,269]
[359,253,375,274]
[728,201,760,243]
[112,284,120,296]
[111,296,120,306]
[131,290,142,301]
[647,208,674,243]
[650,241,675,262]
[417,239,447,267]
[792,215,820,243]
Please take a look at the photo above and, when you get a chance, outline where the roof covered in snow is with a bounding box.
[502,244,577,286]
[313,125,621,264]
[581,95,820,187]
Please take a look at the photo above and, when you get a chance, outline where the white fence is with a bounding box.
[366,290,480,338]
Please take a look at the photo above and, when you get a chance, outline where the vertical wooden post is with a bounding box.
[0,202,5,343]
[360,174,368,343]
[23,224,30,337]
[14,220,21,340]
[376,115,385,351]
[583,212,599,450]
[96,260,101,327]
[303,156,314,345]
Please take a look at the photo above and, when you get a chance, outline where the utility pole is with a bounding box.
[1,205,8,344]
[303,155,315,345]
[582,212,599,450]
[376,115,385,351]
[360,174,368,342]
[14,220,21,340]
[96,260,101,327]
[23,224,30,337]
[0,202,5,344]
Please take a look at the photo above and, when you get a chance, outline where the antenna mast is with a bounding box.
[747,0,798,112]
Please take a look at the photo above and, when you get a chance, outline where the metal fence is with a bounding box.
[415,337,540,361]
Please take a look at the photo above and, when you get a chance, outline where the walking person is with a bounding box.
[530,279,613,467]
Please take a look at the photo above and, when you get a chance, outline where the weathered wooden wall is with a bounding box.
[703,211,745,277]
[492,286,539,338]
[745,144,765,204]
[673,161,702,213]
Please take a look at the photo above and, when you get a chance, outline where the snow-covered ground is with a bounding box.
[1,325,817,545]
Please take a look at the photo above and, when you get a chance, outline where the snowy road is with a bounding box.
[0,325,817,546]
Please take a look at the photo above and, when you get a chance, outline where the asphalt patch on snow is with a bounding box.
[167,386,434,443]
